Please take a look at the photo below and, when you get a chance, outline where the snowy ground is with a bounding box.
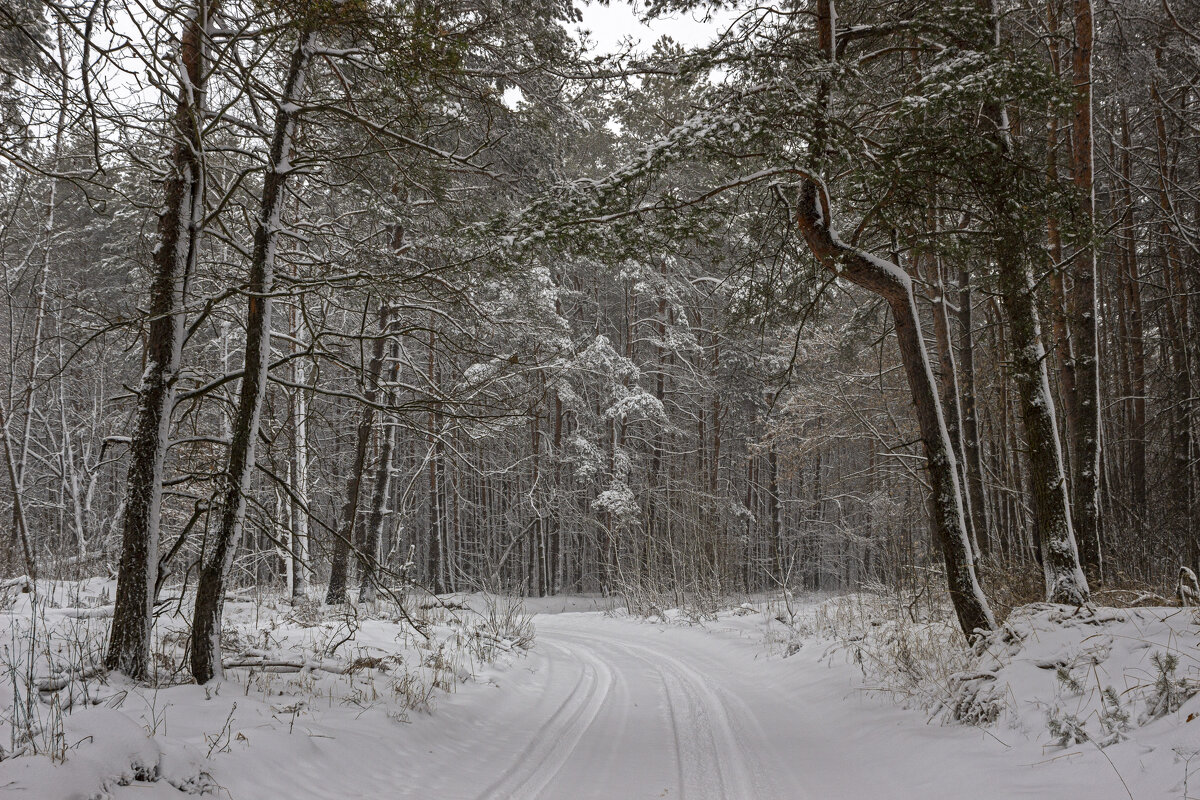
[2,583,1197,799]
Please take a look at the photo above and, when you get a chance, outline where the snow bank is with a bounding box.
[942,604,1200,793]
[0,579,535,799]
[750,591,1200,798]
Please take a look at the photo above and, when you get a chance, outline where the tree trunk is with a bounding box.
[1068,0,1103,585]
[327,301,392,603]
[927,252,978,561]
[288,278,310,602]
[979,0,1089,605]
[359,309,400,603]
[957,270,991,554]
[190,31,315,684]
[107,0,216,680]
[1118,106,1147,535]
[426,321,446,594]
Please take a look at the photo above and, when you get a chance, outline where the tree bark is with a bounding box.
[288,280,310,602]
[327,301,392,603]
[1068,0,1103,585]
[425,321,446,594]
[927,252,978,561]
[1118,105,1147,538]
[107,0,216,680]
[359,308,400,603]
[979,0,1089,605]
[190,30,315,684]
[957,270,991,554]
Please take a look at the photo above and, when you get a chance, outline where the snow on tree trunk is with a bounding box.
[927,252,979,563]
[107,0,217,681]
[794,181,996,637]
[977,0,1090,606]
[190,30,315,684]
[289,306,311,602]
[359,306,400,604]
[327,301,392,604]
[994,253,1090,605]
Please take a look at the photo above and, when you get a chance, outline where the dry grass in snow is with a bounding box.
[0,578,534,799]
[752,588,1200,798]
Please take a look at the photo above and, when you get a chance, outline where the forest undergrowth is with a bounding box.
[0,577,534,795]
[742,573,1200,795]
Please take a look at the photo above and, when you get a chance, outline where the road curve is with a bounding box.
[408,613,810,800]
[403,610,1136,800]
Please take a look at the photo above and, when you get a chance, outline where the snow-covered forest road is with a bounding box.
[3,592,1186,799]
[403,609,1135,800]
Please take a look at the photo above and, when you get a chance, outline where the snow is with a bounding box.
[944,604,1200,774]
[591,480,640,522]
[3,582,1196,798]
[0,580,533,798]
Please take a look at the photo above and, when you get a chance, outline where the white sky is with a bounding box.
[574,1,730,54]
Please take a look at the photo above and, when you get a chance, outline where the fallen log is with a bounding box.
[37,663,106,692]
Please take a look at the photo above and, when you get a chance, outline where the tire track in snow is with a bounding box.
[546,626,787,800]
[471,637,613,800]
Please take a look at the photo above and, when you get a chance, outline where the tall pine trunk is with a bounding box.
[1118,106,1147,534]
[980,0,1089,605]
[957,270,991,553]
[1068,0,1103,585]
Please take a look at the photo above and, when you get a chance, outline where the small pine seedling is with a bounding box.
[1055,664,1085,695]
[1047,709,1089,747]
[1098,686,1130,747]
[1143,651,1191,721]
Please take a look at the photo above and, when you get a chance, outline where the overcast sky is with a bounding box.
[574,1,729,54]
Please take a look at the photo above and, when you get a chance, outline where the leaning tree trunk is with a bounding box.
[796,0,994,639]
[106,0,216,681]
[190,31,315,684]
[795,183,996,637]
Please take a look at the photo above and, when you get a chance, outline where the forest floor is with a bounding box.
[1,583,1198,799]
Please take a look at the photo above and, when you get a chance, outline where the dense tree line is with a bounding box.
[0,0,1196,679]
